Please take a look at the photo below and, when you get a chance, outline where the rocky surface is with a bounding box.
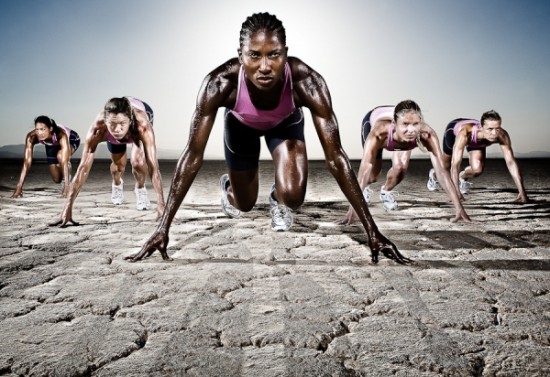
[0,158,549,376]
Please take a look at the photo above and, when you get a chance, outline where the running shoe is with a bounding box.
[363,186,373,204]
[271,204,293,231]
[135,187,151,210]
[459,177,472,195]
[112,179,124,205]
[379,186,399,211]
[220,174,241,218]
[427,168,439,191]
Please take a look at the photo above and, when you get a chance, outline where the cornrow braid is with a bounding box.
[239,12,286,48]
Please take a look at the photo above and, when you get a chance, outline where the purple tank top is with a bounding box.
[39,125,71,146]
[453,119,490,148]
[230,63,296,130]
[105,97,146,145]
[386,124,418,151]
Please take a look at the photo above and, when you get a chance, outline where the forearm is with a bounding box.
[149,164,165,207]
[326,152,379,235]
[157,150,202,230]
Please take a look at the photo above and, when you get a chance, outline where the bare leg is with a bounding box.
[383,150,411,191]
[271,139,308,210]
[48,164,63,183]
[227,168,259,212]
[130,144,148,189]
[462,149,485,179]
[110,151,127,185]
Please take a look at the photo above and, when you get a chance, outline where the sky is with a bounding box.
[1,0,549,160]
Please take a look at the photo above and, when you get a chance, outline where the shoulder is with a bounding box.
[25,130,38,144]
[288,56,324,85]
[203,58,240,91]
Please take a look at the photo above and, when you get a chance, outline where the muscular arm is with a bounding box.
[128,59,239,261]
[12,131,36,198]
[499,130,528,202]
[450,130,469,194]
[136,117,165,218]
[52,118,104,226]
[292,58,409,263]
[57,132,72,197]
[423,127,471,222]
[341,126,386,224]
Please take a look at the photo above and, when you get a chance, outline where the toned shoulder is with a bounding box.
[86,112,108,140]
[204,58,240,93]
[25,130,38,144]
[288,56,323,85]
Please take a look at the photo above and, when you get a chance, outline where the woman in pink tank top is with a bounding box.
[51,97,165,227]
[341,100,471,225]
[127,12,410,264]
[434,110,529,203]
[11,116,80,198]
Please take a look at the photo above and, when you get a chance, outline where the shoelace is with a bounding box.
[382,190,399,202]
[271,206,289,223]
[136,191,148,203]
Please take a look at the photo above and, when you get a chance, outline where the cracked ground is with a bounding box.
[1,159,549,376]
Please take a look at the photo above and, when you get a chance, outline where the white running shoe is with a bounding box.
[111,179,124,205]
[220,174,241,218]
[379,186,399,211]
[459,177,472,195]
[271,205,293,231]
[363,186,373,204]
[135,187,151,210]
[427,169,439,192]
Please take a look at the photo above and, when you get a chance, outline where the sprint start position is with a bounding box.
[127,12,411,264]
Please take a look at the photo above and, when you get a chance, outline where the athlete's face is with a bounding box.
[35,122,52,141]
[482,119,501,142]
[105,113,131,140]
[394,111,422,142]
[239,30,288,91]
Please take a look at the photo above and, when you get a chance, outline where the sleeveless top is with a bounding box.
[230,63,296,130]
[38,125,72,146]
[369,106,418,151]
[453,119,493,148]
[386,123,418,151]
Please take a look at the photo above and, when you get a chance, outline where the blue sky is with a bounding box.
[1,0,549,159]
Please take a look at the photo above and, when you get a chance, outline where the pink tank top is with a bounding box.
[386,123,418,151]
[453,119,488,148]
[39,125,71,146]
[230,63,296,130]
[105,97,145,145]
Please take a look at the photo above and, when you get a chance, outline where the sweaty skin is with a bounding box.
[50,106,165,227]
[127,30,411,264]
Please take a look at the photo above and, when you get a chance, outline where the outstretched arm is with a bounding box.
[127,61,238,262]
[50,120,102,227]
[294,60,411,264]
[340,132,383,225]
[450,132,469,198]
[423,128,472,223]
[138,117,165,219]
[11,132,35,198]
[500,131,529,203]
[57,133,72,198]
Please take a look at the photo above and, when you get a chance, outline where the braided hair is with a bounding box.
[239,12,286,48]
